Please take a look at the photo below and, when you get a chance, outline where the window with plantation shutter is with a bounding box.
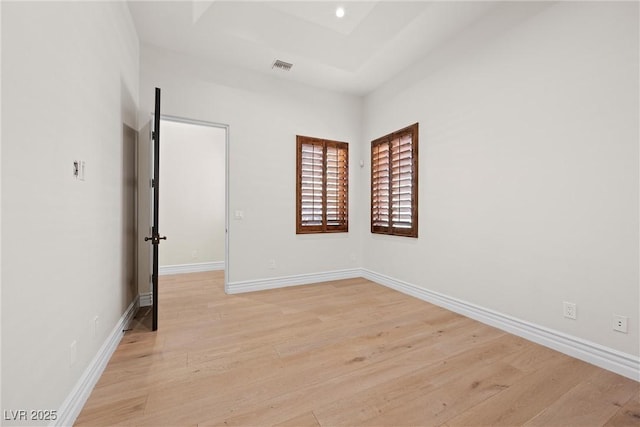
[371,123,418,238]
[297,136,348,234]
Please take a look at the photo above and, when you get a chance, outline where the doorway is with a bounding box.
[138,114,230,323]
[157,116,228,280]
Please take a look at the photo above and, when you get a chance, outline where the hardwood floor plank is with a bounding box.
[604,395,640,427]
[74,394,148,426]
[524,370,640,426]
[273,411,321,427]
[313,336,526,426]
[443,356,599,426]
[355,361,522,426]
[75,271,639,427]
[207,347,444,426]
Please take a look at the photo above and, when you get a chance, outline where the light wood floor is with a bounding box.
[76,271,639,426]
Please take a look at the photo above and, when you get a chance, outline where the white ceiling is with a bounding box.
[127,1,499,95]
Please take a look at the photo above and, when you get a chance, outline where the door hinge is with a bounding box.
[151,178,155,188]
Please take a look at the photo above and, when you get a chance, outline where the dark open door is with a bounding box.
[145,87,164,331]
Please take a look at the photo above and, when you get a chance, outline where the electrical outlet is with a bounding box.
[268,259,276,269]
[563,302,577,320]
[613,315,628,333]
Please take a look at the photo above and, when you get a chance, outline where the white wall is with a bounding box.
[362,1,639,356]
[159,119,225,267]
[138,44,363,293]
[1,1,139,423]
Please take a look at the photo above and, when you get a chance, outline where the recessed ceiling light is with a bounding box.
[336,6,345,18]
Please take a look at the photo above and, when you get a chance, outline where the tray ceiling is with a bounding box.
[127,1,498,95]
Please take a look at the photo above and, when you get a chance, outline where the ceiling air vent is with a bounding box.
[272,59,293,71]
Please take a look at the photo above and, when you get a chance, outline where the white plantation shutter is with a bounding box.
[297,136,348,234]
[300,142,324,227]
[391,133,413,229]
[371,142,390,228]
[326,142,348,227]
[371,123,418,237]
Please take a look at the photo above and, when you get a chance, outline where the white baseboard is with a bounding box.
[139,292,153,307]
[361,268,640,382]
[226,268,361,294]
[54,296,139,426]
[159,261,224,276]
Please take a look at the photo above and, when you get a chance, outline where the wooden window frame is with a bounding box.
[371,123,418,238]
[296,135,349,234]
